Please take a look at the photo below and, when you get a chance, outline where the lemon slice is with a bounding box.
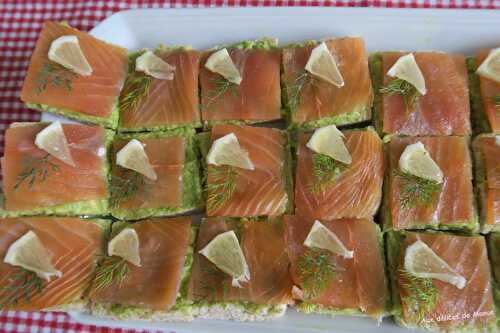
[4,231,62,281]
[207,133,254,170]
[199,230,250,288]
[116,139,157,181]
[135,50,176,80]
[204,48,242,85]
[399,141,443,183]
[496,135,500,146]
[404,240,466,289]
[387,53,427,95]
[48,35,92,76]
[35,121,75,167]
[108,228,141,267]
[303,220,354,259]
[305,42,344,87]
[306,125,352,165]
[476,47,500,84]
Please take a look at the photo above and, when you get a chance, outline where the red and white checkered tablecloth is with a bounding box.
[0,0,499,332]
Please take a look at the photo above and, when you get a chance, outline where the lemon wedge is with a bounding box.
[305,42,344,87]
[404,240,466,289]
[135,50,176,80]
[35,122,75,167]
[207,133,254,170]
[495,135,500,146]
[116,139,157,181]
[304,220,354,259]
[4,231,62,281]
[48,35,92,76]
[476,47,500,84]
[199,230,250,288]
[387,53,427,95]
[108,228,141,267]
[399,142,443,183]
[306,125,352,165]
[205,48,242,85]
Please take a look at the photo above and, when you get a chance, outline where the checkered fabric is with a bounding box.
[0,0,499,332]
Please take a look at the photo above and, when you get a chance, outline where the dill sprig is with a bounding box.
[0,268,45,308]
[285,70,314,115]
[14,153,60,191]
[119,71,152,112]
[92,256,129,292]
[109,169,145,207]
[35,61,77,94]
[202,77,239,110]
[493,94,500,109]
[400,269,438,323]
[297,247,337,300]
[394,170,442,210]
[380,78,421,111]
[310,153,346,194]
[197,263,230,301]
[206,165,238,210]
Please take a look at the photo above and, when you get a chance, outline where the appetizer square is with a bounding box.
[1,122,113,216]
[0,216,107,311]
[284,216,389,320]
[473,134,500,232]
[200,39,281,127]
[294,127,384,220]
[382,135,477,232]
[282,38,373,129]
[371,52,471,136]
[203,124,293,217]
[387,231,496,332]
[109,128,203,220]
[487,232,500,327]
[187,217,294,321]
[89,216,195,321]
[119,46,202,131]
[21,22,128,129]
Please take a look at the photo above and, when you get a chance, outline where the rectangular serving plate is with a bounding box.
[50,6,500,333]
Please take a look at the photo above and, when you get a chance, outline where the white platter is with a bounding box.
[53,6,500,333]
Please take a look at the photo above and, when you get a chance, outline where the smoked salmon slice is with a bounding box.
[284,215,388,319]
[294,127,383,220]
[89,216,194,320]
[0,216,107,311]
[187,217,294,320]
[21,22,128,129]
[372,52,471,136]
[109,128,203,220]
[205,124,293,217]
[200,40,281,127]
[282,38,373,129]
[387,231,496,332]
[1,123,112,216]
[119,47,202,131]
[383,135,477,232]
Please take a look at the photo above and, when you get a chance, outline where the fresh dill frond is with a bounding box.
[35,61,77,94]
[285,70,313,115]
[400,269,438,323]
[310,153,346,194]
[202,77,239,110]
[206,165,238,210]
[109,169,145,207]
[380,78,421,111]
[197,263,230,301]
[493,94,500,109]
[14,153,60,191]
[92,256,130,292]
[119,71,152,113]
[0,268,45,307]
[297,247,337,300]
[394,170,442,210]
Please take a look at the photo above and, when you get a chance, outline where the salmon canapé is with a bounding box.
[89,217,193,319]
[0,217,106,311]
[21,22,128,128]
[200,41,281,126]
[474,49,500,133]
[376,52,470,136]
[388,231,496,332]
[282,38,373,128]
[284,216,388,319]
[2,123,110,216]
[384,136,476,232]
[294,128,384,220]
[119,48,202,131]
[205,125,292,217]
